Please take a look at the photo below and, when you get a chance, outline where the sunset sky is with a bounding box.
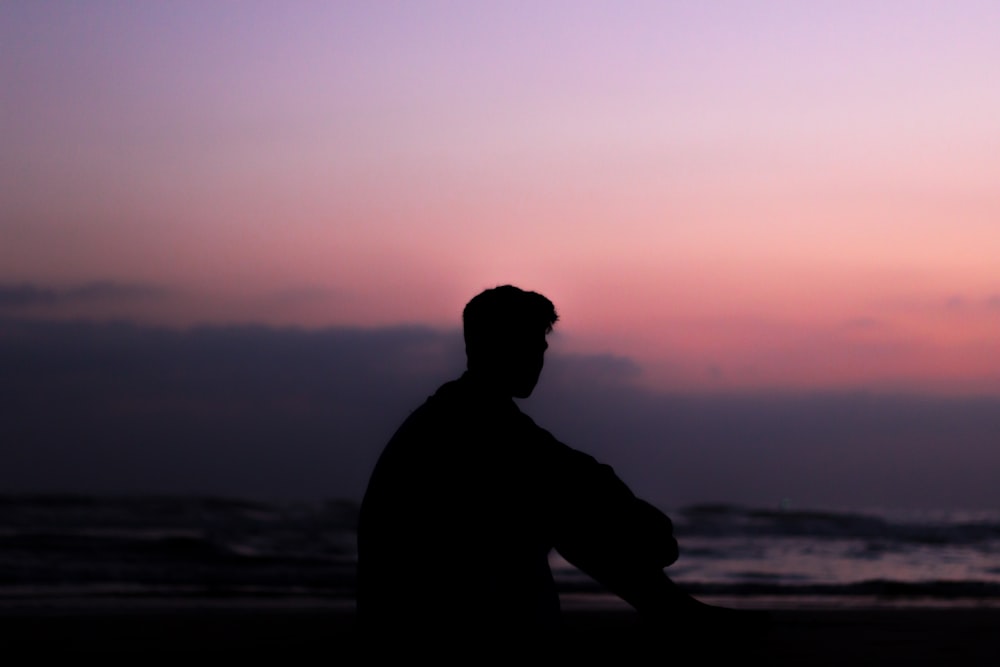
[4,1,999,393]
[2,3,999,509]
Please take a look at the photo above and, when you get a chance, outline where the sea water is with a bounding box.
[556,504,1000,609]
[2,495,998,610]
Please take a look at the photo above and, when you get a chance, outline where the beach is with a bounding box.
[4,602,999,664]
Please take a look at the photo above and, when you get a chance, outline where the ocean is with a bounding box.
[2,495,998,611]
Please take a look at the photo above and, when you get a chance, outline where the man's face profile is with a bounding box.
[504,328,548,399]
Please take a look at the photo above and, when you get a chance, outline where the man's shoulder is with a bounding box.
[392,374,586,455]
[421,374,522,418]
[385,376,484,439]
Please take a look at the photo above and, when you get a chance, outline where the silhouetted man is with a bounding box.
[358,285,742,645]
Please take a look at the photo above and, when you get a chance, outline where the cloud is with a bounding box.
[542,352,642,386]
[265,286,347,306]
[2,317,1000,511]
[944,295,966,310]
[936,293,1000,316]
[0,318,463,502]
[0,282,168,310]
[843,317,880,329]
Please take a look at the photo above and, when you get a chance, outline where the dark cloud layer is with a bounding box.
[0,282,167,310]
[2,317,999,511]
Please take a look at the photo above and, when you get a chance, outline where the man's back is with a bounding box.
[357,372,679,634]
[357,373,562,630]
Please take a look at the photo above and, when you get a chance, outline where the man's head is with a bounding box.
[463,285,558,398]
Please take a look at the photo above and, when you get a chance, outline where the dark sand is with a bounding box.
[3,604,999,664]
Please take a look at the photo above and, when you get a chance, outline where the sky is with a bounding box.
[2,2,999,510]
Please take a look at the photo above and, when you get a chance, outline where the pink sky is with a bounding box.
[2,2,998,393]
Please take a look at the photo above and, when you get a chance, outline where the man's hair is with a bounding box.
[463,285,558,357]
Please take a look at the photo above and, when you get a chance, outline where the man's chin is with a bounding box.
[512,384,537,399]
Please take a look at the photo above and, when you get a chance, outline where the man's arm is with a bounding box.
[549,445,684,613]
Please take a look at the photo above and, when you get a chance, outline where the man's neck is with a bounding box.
[461,369,514,401]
